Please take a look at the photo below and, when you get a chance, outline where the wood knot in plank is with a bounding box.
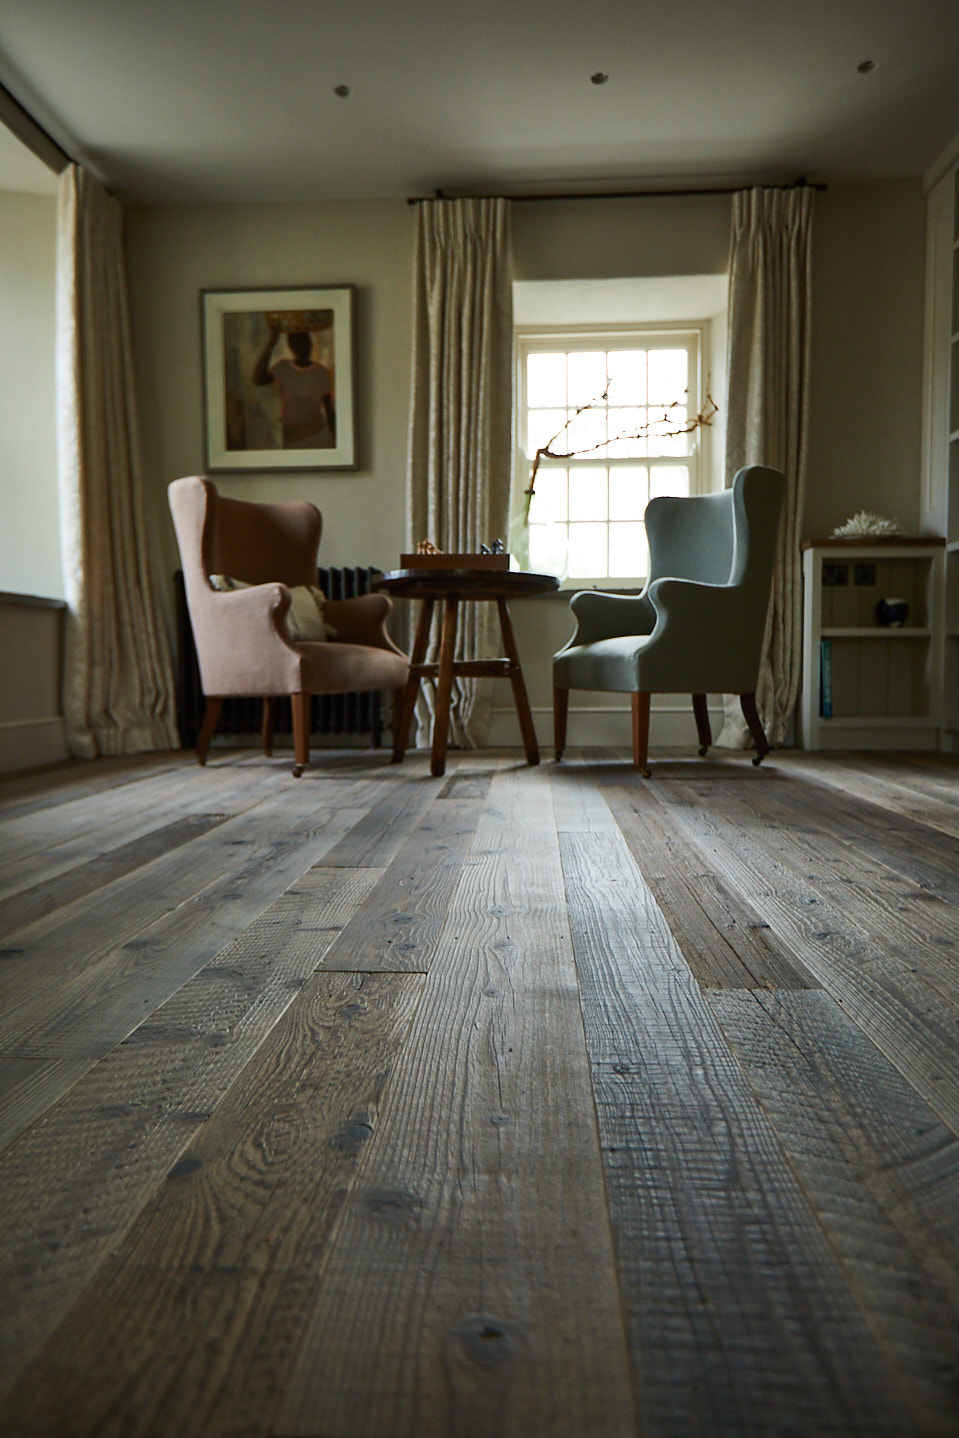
[167,1156,202,1181]
[330,1116,374,1154]
[453,1315,515,1368]
[364,1188,423,1224]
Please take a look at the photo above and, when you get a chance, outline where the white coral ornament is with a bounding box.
[830,511,902,539]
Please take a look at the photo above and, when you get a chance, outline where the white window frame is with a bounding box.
[513,322,710,588]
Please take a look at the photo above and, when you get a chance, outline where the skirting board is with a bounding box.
[487,702,724,751]
[0,715,70,774]
[802,725,941,752]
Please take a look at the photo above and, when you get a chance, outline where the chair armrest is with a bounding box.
[324,593,406,656]
[647,577,747,633]
[188,582,302,694]
[564,590,656,646]
[637,578,764,693]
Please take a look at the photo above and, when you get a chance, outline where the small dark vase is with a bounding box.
[875,597,910,628]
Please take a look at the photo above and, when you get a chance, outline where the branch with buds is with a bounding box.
[522,390,718,523]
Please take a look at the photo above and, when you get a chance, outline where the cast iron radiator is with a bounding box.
[174,567,385,749]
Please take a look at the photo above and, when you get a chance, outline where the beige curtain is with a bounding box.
[407,197,513,748]
[717,185,814,749]
[57,165,178,758]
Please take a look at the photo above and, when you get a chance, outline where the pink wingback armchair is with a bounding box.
[168,476,408,776]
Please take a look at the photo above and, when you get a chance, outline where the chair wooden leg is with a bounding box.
[291,692,312,777]
[261,697,276,757]
[692,693,712,756]
[631,691,651,777]
[553,685,569,761]
[196,697,222,766]
[739,692,770,766]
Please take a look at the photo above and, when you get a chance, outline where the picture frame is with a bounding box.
[202,285,356,471]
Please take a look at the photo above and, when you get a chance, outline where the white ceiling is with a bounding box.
[1,0,958,203]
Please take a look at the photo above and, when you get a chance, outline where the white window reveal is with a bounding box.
[515,327,709,586]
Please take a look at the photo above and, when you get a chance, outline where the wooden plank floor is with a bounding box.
[1,744,959,1437]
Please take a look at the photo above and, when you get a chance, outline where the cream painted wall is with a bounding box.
[0,189,61,599]
[805,179,926,539]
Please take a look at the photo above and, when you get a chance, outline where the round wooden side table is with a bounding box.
[375,568,559,777]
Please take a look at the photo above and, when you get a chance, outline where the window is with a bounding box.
[515,326,707,585]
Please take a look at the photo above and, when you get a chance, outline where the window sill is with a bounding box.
[0,591,67,610]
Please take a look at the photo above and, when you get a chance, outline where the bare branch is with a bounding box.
[522,390,718,521]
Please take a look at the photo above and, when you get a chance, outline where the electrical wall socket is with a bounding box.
[822,563,849,586]
[854,563,877,586]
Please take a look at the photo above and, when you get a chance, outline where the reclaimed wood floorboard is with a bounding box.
[0,793,374,1059]
[317,797,481,972]
[1,748,958,1438]
[773,752,959,839]
[708,987,959,1432]
[602,779,817,990]
[276,764,637,1438]
[0,859,385,1393]
[560,824,922,1437]
[617,775,959,1136]
[0,812,230,940]
[0,971,425,1438]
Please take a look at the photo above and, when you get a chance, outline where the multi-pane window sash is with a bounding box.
[517,333,704,584]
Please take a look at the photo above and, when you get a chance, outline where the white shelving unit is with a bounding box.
[799,540,945,751]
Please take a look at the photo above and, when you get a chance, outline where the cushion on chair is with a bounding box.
[209,575,337,642]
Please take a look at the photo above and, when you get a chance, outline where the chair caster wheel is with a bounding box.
[555,750,564,762]
[292,764,304,778]
[640,766,651,779]
[698,746,708,757]
[751,754,763,767]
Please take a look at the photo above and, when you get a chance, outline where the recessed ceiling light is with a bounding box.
[334,84,351,97]
[590,72,609,86]
[857,60,876,74]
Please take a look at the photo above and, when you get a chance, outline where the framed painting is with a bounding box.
[202,286,356,471]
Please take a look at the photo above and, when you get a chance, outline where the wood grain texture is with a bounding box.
[0,794,373,1061]
[0,1056,94,1154]
[773,752,959,840]
[727,761,959,906]
[709,987,959,1430]
[657,773,959,1003]
[2,748,959,1438]
[277,766,636,1438]
[0,812,230,940]
[317,798,480,972]
[0,754,275,880]
[318,766,438,866]
[0,862,383,1391]
[437,768,495,799]
[639,776,959,1136]
[560,828,923,1437]
[549,755,620,833]
[1,972,424,1438]
[603,780,817,989]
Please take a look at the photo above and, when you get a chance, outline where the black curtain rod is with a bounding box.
[0,79,72,174]
[408,178,827,205]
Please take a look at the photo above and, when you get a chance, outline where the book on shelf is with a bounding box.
[820,638,833,719]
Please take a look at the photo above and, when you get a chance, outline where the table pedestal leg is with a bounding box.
[497,598,540,766]
[431,597,459,777]
[392,597,434,763]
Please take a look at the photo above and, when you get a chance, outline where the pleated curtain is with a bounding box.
[57,165,178,758]
[717,186,815,749]
[407,197,513,748]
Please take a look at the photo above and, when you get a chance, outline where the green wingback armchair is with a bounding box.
[552,465,785,775]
